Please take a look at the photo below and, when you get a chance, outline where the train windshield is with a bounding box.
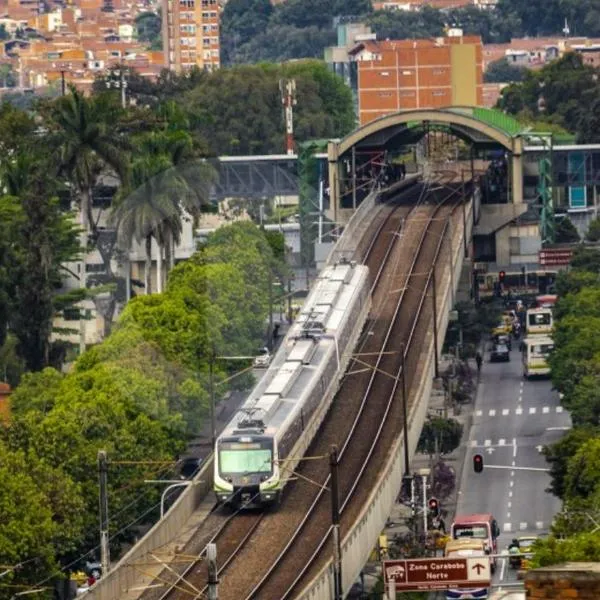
[219,440,273,475]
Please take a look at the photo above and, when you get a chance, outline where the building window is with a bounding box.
[211,24,218,32]
[203,24,210,32]
[203,37,210,46]
[204,50,211,59]
[211,49,219,57]
[400,90,415,97]
[402,70,412,75]
[179,0,194,7]
[380,71,389,76]
[432,91,445,96]
[433,68,445,75]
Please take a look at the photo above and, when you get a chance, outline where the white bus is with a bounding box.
[522,336,554,378]
[525,308,553,336]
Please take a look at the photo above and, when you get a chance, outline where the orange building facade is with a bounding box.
[162,0,220,72]
[353,36,484,125]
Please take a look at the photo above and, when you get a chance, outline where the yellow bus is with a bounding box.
[522,336,554,378]
[525,308,553,336]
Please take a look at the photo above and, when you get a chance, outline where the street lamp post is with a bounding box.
[144,480,193,518]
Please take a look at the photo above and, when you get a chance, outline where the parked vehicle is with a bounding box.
[490,344,510,362]
[252,348,271,368]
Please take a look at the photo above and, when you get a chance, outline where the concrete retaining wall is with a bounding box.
[298,198,474,599]
[82,459,213,600]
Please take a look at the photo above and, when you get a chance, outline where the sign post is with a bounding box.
[383,557,491,592]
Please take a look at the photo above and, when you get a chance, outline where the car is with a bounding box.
[494,334,511,351]
[253,347,271,368]
[490,343,510,362]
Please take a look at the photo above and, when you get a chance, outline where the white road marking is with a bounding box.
[507,512,511,518]
[476,410,483,417]
[489,409,497,417]
[510,480,514,487]
[512,460,516,466]
[509,491,513,498]
[499,438,506,446]
[486,447,495,455]
[470,440,478,447]
[516,407,523,415]
[536,445,544,453]
[546,426,571,431]
[507,501,512,508]
[518,393,523,403]
[542,406,550,414]
[513,439,517,458]
[502,409,510,416]
[529,407,537,415]
[503,522,512,532]
[556,406,564,413]
[499,552,507,581]
[520,522,527,530]
[510,471,515,477]
[484,439,492,447]
[520,381,524,389]
[536,521,544,530]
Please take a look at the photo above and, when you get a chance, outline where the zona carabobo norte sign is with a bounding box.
[383,557,491,591]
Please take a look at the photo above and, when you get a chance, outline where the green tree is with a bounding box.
[531,530,600,568]
[585,216,600,242]
[542,426,598,499]
[484,58,527,83]
[565,436,600,499]
[555,216,581,243]
[181,62,354,155]
[417,416,463,457]
[135,11,162,50]
[555,270,600,299]
[571,246,600,272]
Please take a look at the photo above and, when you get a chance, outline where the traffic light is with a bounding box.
[428,497,440,517]
[473,453,484,473]
[499,271,506,283]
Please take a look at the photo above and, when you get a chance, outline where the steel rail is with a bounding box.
[243,181,463,600]
[274,184,463,600]
[152,183,430,600]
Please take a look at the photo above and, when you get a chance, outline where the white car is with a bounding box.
[253,348,271,368]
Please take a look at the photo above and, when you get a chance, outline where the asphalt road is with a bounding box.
[455,339,571,588]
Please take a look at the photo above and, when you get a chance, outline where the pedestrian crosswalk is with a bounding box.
[475,406,564,417]
[502,521,547,533]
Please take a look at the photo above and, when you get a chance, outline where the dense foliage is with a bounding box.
[94,61,355,155]
[0,221,278,592]
[220,0,600,66]
[497,53,600,142]
[532,244,600,564]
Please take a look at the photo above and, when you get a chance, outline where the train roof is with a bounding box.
[218,261,369,441]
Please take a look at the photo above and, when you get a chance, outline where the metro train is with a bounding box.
[213,259,371,508]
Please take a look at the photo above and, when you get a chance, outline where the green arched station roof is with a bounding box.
[334,107,528,157]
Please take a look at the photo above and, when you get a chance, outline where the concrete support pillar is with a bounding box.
[328,141,340,225]
[511,153,524,205]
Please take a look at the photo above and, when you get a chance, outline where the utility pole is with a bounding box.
[431,268,439,378]
[207,543,218,600]
[119,68,126,109]
[287,278,293,324]
[400,343,410,478]
[421,471,428,540]
[279,79,297,155]
[330,445,343,600]
[268,269,274,351]
[209,355,216,449]
[98,450,110,575]
[60,69,66,96]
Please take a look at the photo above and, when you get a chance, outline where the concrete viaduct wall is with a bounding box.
[297,196,474,600]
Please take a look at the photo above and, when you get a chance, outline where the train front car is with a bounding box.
[214,433,279,507]
[214,259,370,510]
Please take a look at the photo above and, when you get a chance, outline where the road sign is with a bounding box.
[383,557,491,591]
[539,248,573,267]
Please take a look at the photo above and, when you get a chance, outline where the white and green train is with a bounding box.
[214,259,371,508]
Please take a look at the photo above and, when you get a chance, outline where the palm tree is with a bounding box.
[49,86,128,270]
[48,87,129,350]
[111,129,216,296]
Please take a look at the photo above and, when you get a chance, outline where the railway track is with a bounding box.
[140,180,427,600]
[239,181,467,599]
